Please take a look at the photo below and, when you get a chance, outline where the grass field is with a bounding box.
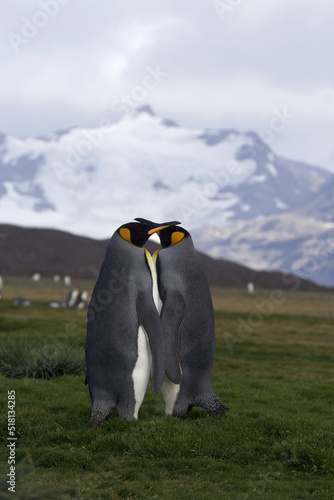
[0,280,334,499]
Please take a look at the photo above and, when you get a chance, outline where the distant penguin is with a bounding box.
[155,223,229,417]
[64,275,71,286]
[85,220,177,426]
[67,288,80,308]
[14,297,31,307]
[76,290,88,309]
[47,300,67,308]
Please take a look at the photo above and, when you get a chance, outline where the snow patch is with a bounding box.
[248,174,267,184]
[241,204,251,212]
[266,162,278,177]
[274,197,289,210]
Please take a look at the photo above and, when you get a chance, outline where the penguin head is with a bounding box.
[118,219,181,247]
[157,225,190,249]
[118,222,154,247]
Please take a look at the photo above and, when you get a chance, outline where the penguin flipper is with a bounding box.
[160,290,185,385]
[136,292,166,393]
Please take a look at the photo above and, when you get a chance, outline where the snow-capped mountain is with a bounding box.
[0,106,331,235]
[1,106,333,285]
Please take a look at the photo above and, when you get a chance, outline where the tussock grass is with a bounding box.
[0,337,85,379]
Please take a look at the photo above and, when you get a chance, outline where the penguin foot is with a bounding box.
[87,411,106,427]
[171,402,189,418]
[200,395,229,414]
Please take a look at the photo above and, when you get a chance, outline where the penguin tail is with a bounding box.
[199,394,229,414]
[166,360,182,385]
[151,359,166,393]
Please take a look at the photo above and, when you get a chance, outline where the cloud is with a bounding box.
[1,0,334,171]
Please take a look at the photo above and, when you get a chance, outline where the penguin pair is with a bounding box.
[85,219,228,426]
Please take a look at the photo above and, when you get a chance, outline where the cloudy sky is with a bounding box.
[1,0,334,171]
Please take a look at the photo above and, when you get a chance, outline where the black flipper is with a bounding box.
[136,292,166,392]
[160,289,185,384]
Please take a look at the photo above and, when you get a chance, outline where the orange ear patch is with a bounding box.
[171,231,185,246]
[119,227,132,243]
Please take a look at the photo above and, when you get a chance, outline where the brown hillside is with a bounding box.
[0,224,324,291]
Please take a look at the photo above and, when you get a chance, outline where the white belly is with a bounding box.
[132,250,160,420]
[132,326,152,419]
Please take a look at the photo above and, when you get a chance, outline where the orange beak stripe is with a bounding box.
[148,225,169,235]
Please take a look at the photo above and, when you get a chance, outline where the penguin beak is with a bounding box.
[148,225,169,235]
[147,220,181,235]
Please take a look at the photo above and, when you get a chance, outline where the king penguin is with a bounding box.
[85,220,177,426]
[144,221,229,417]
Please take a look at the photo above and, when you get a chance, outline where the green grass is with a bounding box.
[0,295,334,499]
